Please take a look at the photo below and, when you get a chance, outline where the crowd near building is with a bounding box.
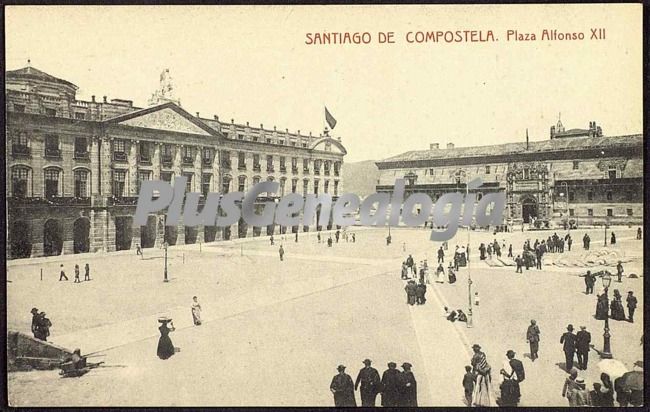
[375,117,643,228]
[6,64,346,259]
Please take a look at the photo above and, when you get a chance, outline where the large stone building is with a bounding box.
[6,65,346,259]
[375,117,643,228]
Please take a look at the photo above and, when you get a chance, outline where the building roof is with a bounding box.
[377,134,643,164]
[6,66,78,90]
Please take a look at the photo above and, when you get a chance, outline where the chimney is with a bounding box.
[446,143,454,149]
[430,143,439,150]
[246,121,249,126]
[196,112,200,117]
[91,95,96,103]
[260,123,263,129]
[103,96,107,103]
[231,118,234,124]
[214,115,218,120]
[526,128,530,150]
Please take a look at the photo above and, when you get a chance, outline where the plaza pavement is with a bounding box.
[7,226,644,406]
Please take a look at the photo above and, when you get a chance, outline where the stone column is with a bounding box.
[131,217,142,250]
[173,145,182,181]
[194,146,202,192]
[196,225,205,243]
[152,143,161,180]
[154,215,165,248]
[30,218,44,258]
[101,138,113,197]
[176,216,185,245]
[128,140,138,196]
[61,217,74,255]
[90,136,101,203]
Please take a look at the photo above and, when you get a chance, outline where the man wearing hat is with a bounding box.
[355,359,381,406]
[560,324,577,372]
[626,291,637,322]
[399,362,417,407]
[380,362,401,407]
[30,308,44,340]
[575,326,591,370]
[330,365,356,407]
[526,320,541,361]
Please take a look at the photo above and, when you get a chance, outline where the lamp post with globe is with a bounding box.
[600,272,613,359]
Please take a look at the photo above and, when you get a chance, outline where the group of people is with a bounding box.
[330,359,417,407]
[30,307,52,341]
[595,289,637,323]
[58,263,91,283]
[561,366,644,407]
[560,324,592,372]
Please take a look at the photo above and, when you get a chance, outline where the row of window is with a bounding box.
[562,191,618,202]
[12,103,89,119]
[569,208,634,217]
[420,164,620,179]
[11,133,90,159]
[11,166,89,198]
[224,131,310,148]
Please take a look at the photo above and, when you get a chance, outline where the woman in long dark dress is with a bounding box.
[157,318,175,359]
[610,290,626,321]
[595,294,608,320]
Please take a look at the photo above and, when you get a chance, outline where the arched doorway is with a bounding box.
[204,226,217,242]
[266,224,275,236]
[73,218,90,254]
[164,225,178,246]
[141,215,157,248]
[521,197,538,224]
[43,219,63,256]
[114,216,133,251]
[10,221,32,258]
[238,217,247,238]
[185,226,198,244]
[253,226,262,237]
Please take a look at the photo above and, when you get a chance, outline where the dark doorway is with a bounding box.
[223,226,231,240]
[73,218,90,254]
[266,224,275,236]
[164,225,178,246]
[253,226,262,237]
[521,198,538,224]
[141,215,157,248]
[292,225,299,234]
[43,219,63,256]
[204,226,217,242]
[303,225,309,232]
[238,218,247,238]
[185,226,198,244]
[10,221,32,258]
[115,216,133,251]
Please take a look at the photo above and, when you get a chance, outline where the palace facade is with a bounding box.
[6,65,346,259]
[375,118,643,228]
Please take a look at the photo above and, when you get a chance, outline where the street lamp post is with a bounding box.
[604,221,609,247]
[601,272,613,358]
[464,174,473,328]
[163,241,169,282]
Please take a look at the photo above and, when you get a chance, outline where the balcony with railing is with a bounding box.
[238,163,247,171]
[9,196,91,207]
[182,156,194,166]
[280,165,287,173]
[292,167,299,174]
[267,166,275,173]
[303,167,310,174]
[324,168,330,176]
[113,151,127,162]
[334,169,340,177]
[45,147,62,159]
[202,157,213,168]
[74,150,90,161]
[107,195,139,206]
[253,164,261,172]
[11,144,31,158]
[139,154,152,165]
[161,154,173,167]
[314,168,321,176]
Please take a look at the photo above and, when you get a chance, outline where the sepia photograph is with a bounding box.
[4,4,645,407]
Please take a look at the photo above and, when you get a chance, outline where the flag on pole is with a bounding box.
[325,106,337,129]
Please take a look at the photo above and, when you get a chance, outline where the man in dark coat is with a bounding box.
[526,319,540,361]
[626,291,637,322]
[330,365,356,407]
[415,282,427,305]
[380,362,401,407]
[31,308,41,340]
[399,362,417,406]
[405,281,417,305]
[437,246,444,263]
[560,324,577,372]
[584,271,595,294]
[355,359,381,406]
[575,326,591,370]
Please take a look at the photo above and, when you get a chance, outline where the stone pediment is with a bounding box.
[109,103,216,136]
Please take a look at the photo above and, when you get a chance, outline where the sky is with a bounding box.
[5,5,643,162]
